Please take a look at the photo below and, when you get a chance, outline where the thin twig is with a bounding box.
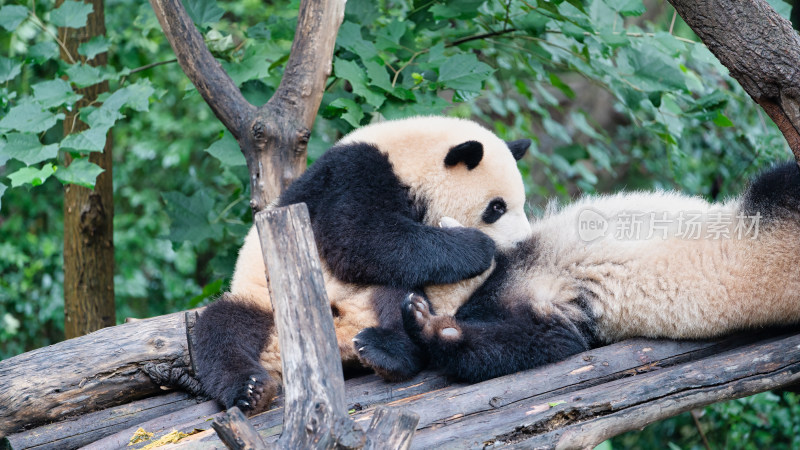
[129,58,178,75]
[28,5,76,64]
[690,409,712,450]
[669,9,678,35]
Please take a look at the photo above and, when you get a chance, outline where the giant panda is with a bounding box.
[193,116,532,413]
[400,162,800,382]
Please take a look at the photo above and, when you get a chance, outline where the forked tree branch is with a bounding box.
[667,0,800,165]
[148,0,345,211]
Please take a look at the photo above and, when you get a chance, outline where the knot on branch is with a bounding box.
[295,128,311,154]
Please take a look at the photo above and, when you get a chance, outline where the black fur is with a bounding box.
[353,287,430,380]
[741,161,800,224]
[444,140,484,170]
[278,142,496,288]
[194,294,277,414]
[506,139,532,161]
[401,241,596,383]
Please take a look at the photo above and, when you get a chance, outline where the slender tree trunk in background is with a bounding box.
[59,0,115,339]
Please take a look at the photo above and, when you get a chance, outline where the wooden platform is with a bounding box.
[3,324,799,449]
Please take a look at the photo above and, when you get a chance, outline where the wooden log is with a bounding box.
[166,334,742,448]
[363,407,419,450]
[212,407,267,450]
[255,204,365,449]
[408,330,800,448]
[0,392,200,450]
[0,311,191,436]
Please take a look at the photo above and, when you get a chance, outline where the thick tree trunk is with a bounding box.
[58,0,115,339]
[667,0,800,165]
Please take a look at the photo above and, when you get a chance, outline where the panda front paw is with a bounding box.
[353,326,426,381]
[402,293,462,345]
[220,371,278,415]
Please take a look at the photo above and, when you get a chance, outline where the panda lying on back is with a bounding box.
[400,162,800,382]
[194,116,532,413]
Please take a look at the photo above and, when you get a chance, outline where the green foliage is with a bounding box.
[0,0,795,445]
[611,391,800,449]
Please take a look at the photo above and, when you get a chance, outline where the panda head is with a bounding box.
[339,116,531,249]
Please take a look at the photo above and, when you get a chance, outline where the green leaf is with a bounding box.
[32,79,82,108]
[329,98,364,128]
[28,42,59,62]
[363,58,393,92]
[0,56,22,83]
[162,190,223,244]
[2,133,59,165]
[713,112,735,127]
[60,126,110,152]
[8,163,56,187]
[549,74,575,99]
[517,10,550,36]
[336,22,378,60]
[78,36,110,60]
[204,131,246,166]
[50,0,93,28]
[221,47,271,86]
[344,0,380,23]
[605,0,646,16]
[622,47,687,92]
[182,0,224,27]
[375,21,406,52]
[438,54,494,92]
[430,0,486,20]
[0,5,29,31]
[54,158,105,188]
[548,400,566,407]
[334,58,386,108]
[66,63,104,87]
[0,102,62,133]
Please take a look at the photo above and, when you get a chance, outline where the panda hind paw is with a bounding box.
[402,293,462,344]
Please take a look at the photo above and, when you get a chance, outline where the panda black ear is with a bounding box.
[506,139,531,161]
[444,140,483,170]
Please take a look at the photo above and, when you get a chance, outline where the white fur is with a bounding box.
[506,191,800,342]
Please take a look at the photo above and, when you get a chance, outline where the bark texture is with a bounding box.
[668,0,800,163]
[0,311,190,436]
[58,0,115,339]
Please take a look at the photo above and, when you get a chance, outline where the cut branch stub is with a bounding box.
[212,406,268,450]
[255,204,365,448]
[667,0,800,163]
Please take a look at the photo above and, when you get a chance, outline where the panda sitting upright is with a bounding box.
[193,116,532,413]
[401,162,800,382]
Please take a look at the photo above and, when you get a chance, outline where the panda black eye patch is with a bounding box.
[482,198,507,224]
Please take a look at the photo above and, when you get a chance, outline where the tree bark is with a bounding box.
[58,0,115,339]
[667,0,800,165]
[255,204,365,449]
[0,311,191,436]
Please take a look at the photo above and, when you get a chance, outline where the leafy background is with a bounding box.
[1,0,798,447]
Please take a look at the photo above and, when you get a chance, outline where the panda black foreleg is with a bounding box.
[352,287,429,381]
[402,294,590,383]
[194,294,278,414]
